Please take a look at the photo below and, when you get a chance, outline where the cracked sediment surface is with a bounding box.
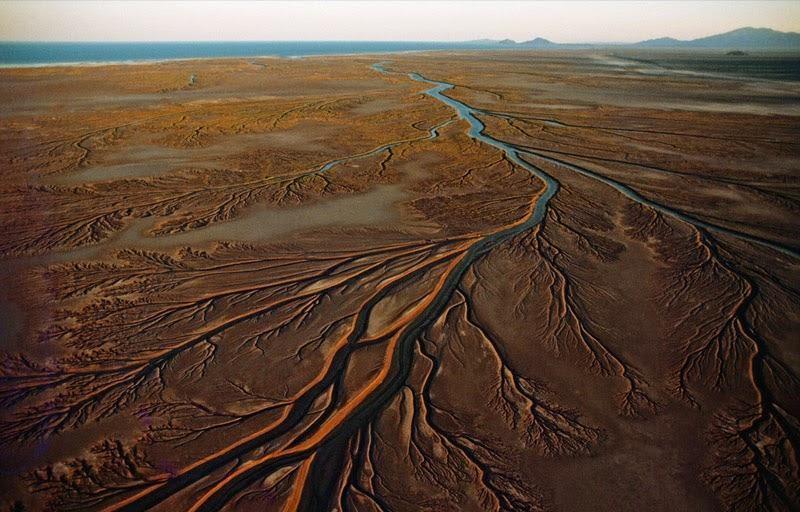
[1,52,799,511]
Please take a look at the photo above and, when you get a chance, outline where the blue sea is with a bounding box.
[0,41,498,66]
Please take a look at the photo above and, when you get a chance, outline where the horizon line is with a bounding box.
[1,25,796,45]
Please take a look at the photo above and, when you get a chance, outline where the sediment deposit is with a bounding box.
[1,52,798,511]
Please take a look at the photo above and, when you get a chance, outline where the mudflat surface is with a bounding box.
[0,51,798,512]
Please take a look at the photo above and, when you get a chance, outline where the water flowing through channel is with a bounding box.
[375,62,798,261]
[373,62,561,235]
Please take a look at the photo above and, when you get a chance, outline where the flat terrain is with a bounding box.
[1,51,799,512]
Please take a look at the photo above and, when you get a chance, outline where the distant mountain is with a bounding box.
[688,27,800,48]
[636,27,800,49]
[519,37,557,48]
[464,38,519,45]
[483,27,800,50]
[634,37,682,48]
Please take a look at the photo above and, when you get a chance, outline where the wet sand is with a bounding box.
[0,52,798,512]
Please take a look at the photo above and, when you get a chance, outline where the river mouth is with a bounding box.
[2,51,798,512]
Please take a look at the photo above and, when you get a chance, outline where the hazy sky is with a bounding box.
[1,1,799,43]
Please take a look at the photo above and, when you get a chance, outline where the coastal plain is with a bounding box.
[1,51,799,511]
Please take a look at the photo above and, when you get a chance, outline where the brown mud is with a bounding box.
[0,52,798,512]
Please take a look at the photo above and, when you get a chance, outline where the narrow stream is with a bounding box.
[519,148,800,259]
[373,62,560,233]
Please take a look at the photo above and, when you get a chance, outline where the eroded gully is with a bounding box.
[183,63,562,512]
[109,60,796,512]
[105,61,558,512]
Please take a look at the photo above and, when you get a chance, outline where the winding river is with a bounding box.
[373,62,561,245]
[378,62,798,261]
[60,60,796,272]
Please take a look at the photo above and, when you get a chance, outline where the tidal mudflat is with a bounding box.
[0,51,798,511]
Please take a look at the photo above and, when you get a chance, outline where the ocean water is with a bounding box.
[0,41,497,66]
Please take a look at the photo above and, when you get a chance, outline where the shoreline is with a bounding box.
[3,46,797,71]
[0,47,492,70]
